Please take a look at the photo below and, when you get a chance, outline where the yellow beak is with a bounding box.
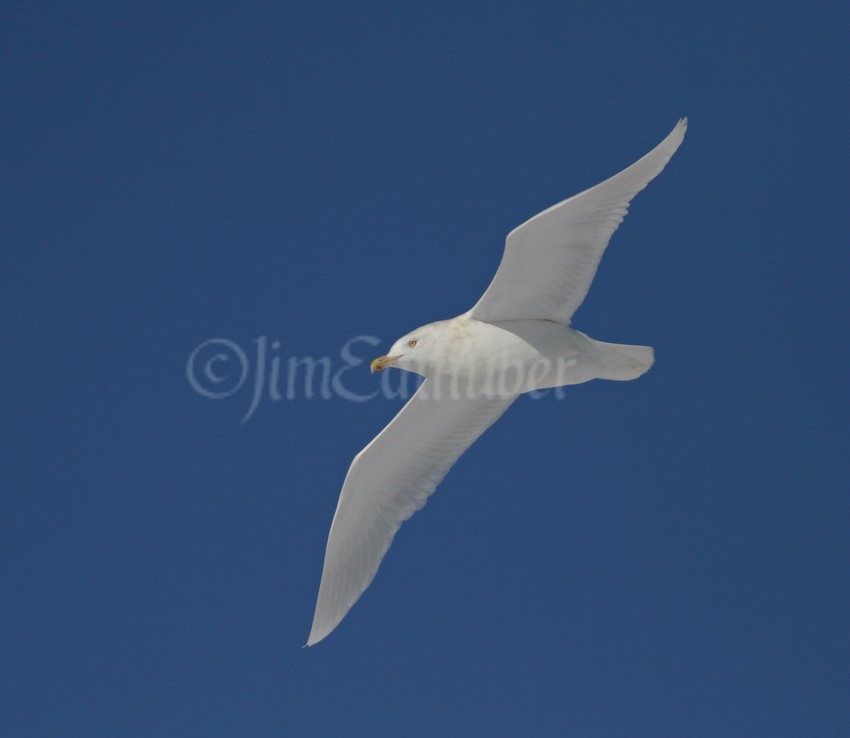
[370,355,401,373]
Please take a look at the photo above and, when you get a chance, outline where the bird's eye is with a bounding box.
[407,339,417,348]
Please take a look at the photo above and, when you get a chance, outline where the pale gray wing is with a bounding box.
[307,381,516,645]
[469,118,687,325]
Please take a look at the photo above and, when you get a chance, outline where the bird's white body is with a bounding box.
[307,119,687,645]
[389,313,653,397]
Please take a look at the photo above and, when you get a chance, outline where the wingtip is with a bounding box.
[305,623,331,648]
[658,118,687,155]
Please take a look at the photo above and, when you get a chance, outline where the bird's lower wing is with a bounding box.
[469,118,687,325]
[307,381,517,645]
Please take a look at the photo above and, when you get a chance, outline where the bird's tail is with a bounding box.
[594,341,655,381]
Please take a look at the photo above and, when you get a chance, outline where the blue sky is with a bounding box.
[1,1,847,735]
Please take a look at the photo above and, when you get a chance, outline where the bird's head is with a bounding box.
[370,321,449,377]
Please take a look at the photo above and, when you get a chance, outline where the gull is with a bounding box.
[307,119,687,645]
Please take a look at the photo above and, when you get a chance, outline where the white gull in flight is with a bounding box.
[307,119,687,645]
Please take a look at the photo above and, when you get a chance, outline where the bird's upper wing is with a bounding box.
[307,381,516,645]
[469,118,687,325]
